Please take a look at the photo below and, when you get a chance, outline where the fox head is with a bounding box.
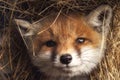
[15,5,112,77]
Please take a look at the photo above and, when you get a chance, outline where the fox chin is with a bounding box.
[15,5,112,80]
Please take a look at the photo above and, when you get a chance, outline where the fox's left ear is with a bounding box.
[86,5,112,34]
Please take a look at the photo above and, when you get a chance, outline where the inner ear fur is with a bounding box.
[86,5,112,33]
[15,19,36,37]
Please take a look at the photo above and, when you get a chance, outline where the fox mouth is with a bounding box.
[55,65,77,73]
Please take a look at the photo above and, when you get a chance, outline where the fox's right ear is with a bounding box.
[86,5,112,34]
[15,19,36,37]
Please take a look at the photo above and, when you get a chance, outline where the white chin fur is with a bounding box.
[31,46,104,77]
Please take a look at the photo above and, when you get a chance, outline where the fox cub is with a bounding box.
[15,5,112,80]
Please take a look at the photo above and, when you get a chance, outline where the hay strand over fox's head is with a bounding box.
[0,0,120,80]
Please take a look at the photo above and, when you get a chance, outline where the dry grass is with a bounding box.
[90,7,120,80]
[0,0,120,80]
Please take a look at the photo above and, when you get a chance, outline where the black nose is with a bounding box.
[60,54,72,65]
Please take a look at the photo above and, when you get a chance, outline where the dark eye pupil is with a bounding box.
[45,40,56,47]
[76,38,85,43]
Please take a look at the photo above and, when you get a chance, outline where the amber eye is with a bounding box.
[45,40,56,47]
[76,38,86,44]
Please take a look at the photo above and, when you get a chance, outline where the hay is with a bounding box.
[0,0,120,80]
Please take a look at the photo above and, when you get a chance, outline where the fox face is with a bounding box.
[15,5,112,77]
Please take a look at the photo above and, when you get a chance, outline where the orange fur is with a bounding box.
[14,5,112,79]
[33,14,101,55]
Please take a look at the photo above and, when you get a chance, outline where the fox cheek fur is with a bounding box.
[15,5,112,77]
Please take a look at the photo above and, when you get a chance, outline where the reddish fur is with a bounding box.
[33,13,102,55]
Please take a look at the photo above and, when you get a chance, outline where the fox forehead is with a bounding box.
[34,14,101,47]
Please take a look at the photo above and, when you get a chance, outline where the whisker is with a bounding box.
[82,60,98,65]
[81,49,93,53]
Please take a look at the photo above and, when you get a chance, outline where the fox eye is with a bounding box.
[45,40,56,47]
[76,38,86,43]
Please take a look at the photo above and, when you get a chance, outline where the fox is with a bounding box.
[15,5,112,80]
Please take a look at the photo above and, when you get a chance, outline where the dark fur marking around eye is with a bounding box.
[51,51,57,62]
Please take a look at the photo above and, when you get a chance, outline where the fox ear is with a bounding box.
[86,5,112,34]
[15,19,36,36]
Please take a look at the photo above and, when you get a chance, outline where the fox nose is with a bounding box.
[60,54,72,65]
